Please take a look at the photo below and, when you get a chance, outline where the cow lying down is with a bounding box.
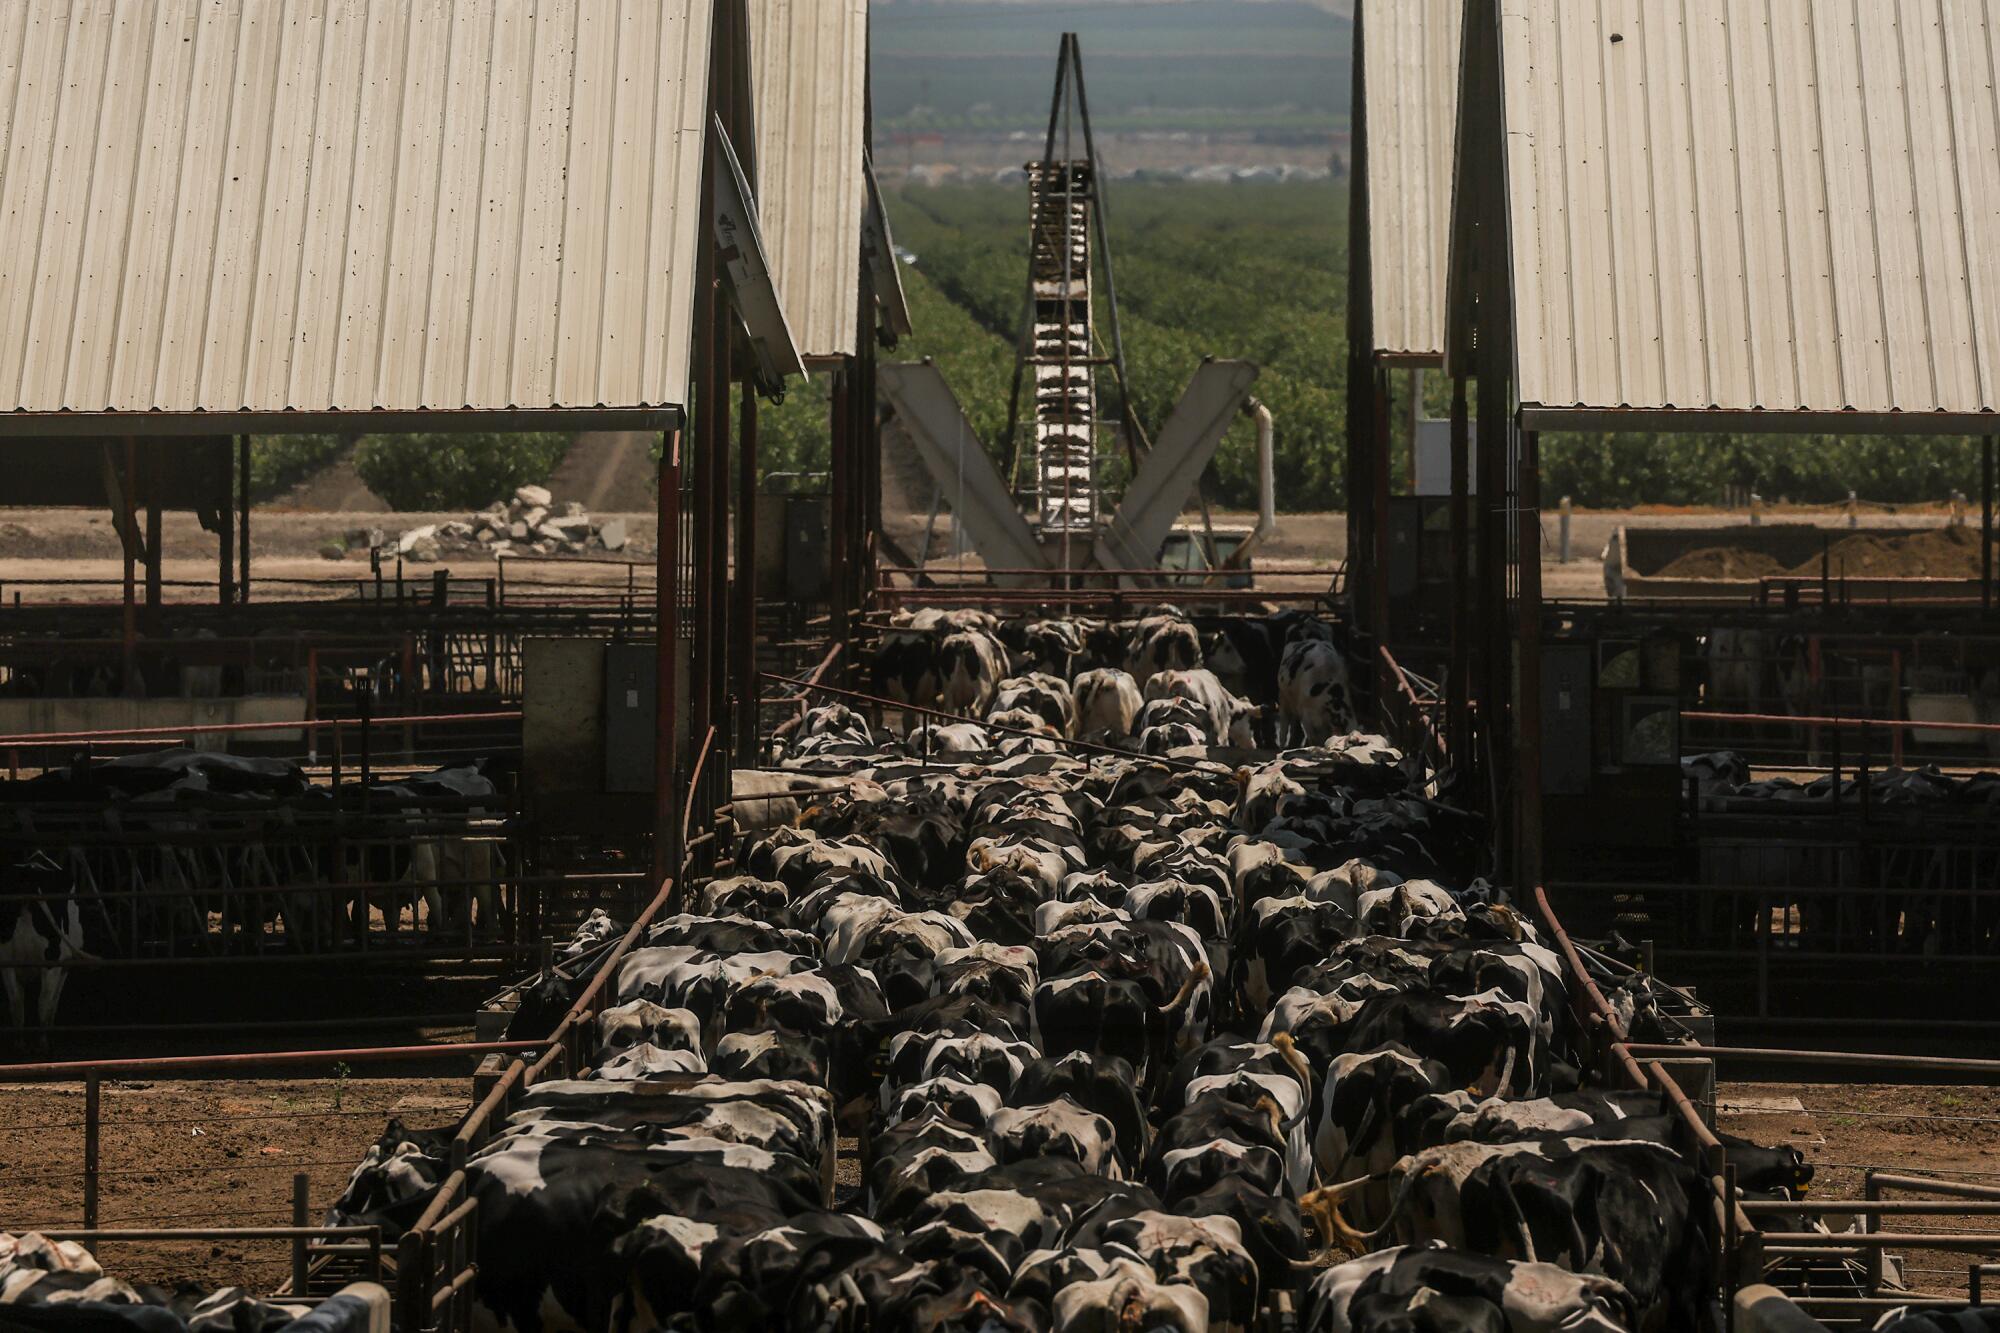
[0,1230,316,1331]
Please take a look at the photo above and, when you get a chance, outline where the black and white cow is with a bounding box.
[1304,1137,1713,1332]
[939,630,1011,717]
[1144,669,1259,747]
[1277,639,1356,746]
[0,857,85,1044]
[1307,1243,1639,1332]
[1074,668,1143,741]
[1126,612,1203,685]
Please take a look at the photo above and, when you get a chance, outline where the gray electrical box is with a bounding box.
[1411,418,1476,497]
[603,643,657,793]
[754,493,828,602]
[1541,643,1593,795]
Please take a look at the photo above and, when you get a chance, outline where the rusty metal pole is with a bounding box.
[218,440,235,609]
[1370,366,1392,659]
[238,435,251,605]
[121,438,138,694]
[829,369,851,646]
[83,1071,100,1237]
[859,263,881,614]
[1517,428,1544,892]
[144,447,163,620]
[735,380,759,765]
[711,1,738,770]
[654,430,682,886]
[712,337,733,762]
[1448,375,1470,764]
[291,1172,310,1296]
[1983,434,1993,613]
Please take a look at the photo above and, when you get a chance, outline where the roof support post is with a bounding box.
[121,436,137,697]
[144,447,163,623]
[654,429,683,887]
[1343,0,1374,654]
[734,379,758,767]
[830,368,852,646]
[217,439,235,610]
[1516,428,1543,893]
[1448,373,1470,765]
[238,435,251,606]
[1370,364,1393,670]
[1983,434,1993,614]
[859,263,881,614]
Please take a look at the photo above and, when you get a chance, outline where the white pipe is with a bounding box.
[1219,398,1277,571]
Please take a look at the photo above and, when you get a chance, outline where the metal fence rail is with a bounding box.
[390,729,720,1333]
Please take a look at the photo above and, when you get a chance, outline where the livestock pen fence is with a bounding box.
[0,560,666,736]
[0,708,662,1047]
[0,754,702,1319]
[1374,679,2000,1326]
[388,732,732,1333]
[0,1040,549,1306]
[1548,711,2000,1029]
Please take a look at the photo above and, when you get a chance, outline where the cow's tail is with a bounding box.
[1268,1030,1314,1095]
[1298,1177,1388,1252]
[1158,962,1211,1019]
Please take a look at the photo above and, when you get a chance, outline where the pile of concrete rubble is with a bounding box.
[392,485,630,561]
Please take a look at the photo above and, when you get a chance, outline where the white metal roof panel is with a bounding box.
[0,0,714,423]
[1487,0,2000,422]
[750,0,867,363]
[1361,0,1462,360]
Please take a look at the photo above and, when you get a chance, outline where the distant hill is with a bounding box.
[873,0,1350,136]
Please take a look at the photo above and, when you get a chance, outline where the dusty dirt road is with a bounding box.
[0,500,1962,604]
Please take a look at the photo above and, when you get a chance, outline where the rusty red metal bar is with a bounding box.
[0,709,522,747]
[0,1039,548,1081]
[1685,708,2000,736]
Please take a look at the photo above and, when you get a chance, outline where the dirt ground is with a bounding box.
[0,490,1968,606]
[1720,1080,2000,1297]
[0,1077,465,1293]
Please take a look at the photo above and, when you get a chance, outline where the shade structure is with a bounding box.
[1360,0,1463,361]
[748,0,869,365]
[0,0,718,430]
[1452,0,2000,433]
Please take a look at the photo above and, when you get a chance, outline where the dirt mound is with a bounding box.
[1653,546,1788,580]
[1655,525,1985,581]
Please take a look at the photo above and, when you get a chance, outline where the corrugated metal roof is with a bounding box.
[0,0,714,423]
[750,0,867,364]
[1361,0,1462,360]
[1480,0,2000,424]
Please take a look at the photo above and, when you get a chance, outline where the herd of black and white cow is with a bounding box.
[289,607,1845,1333]
[0,750,507,1037]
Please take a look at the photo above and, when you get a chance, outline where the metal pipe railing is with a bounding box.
[0,708,522,746]
[1684,708,2000,737]
[0,1039,548,1081]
